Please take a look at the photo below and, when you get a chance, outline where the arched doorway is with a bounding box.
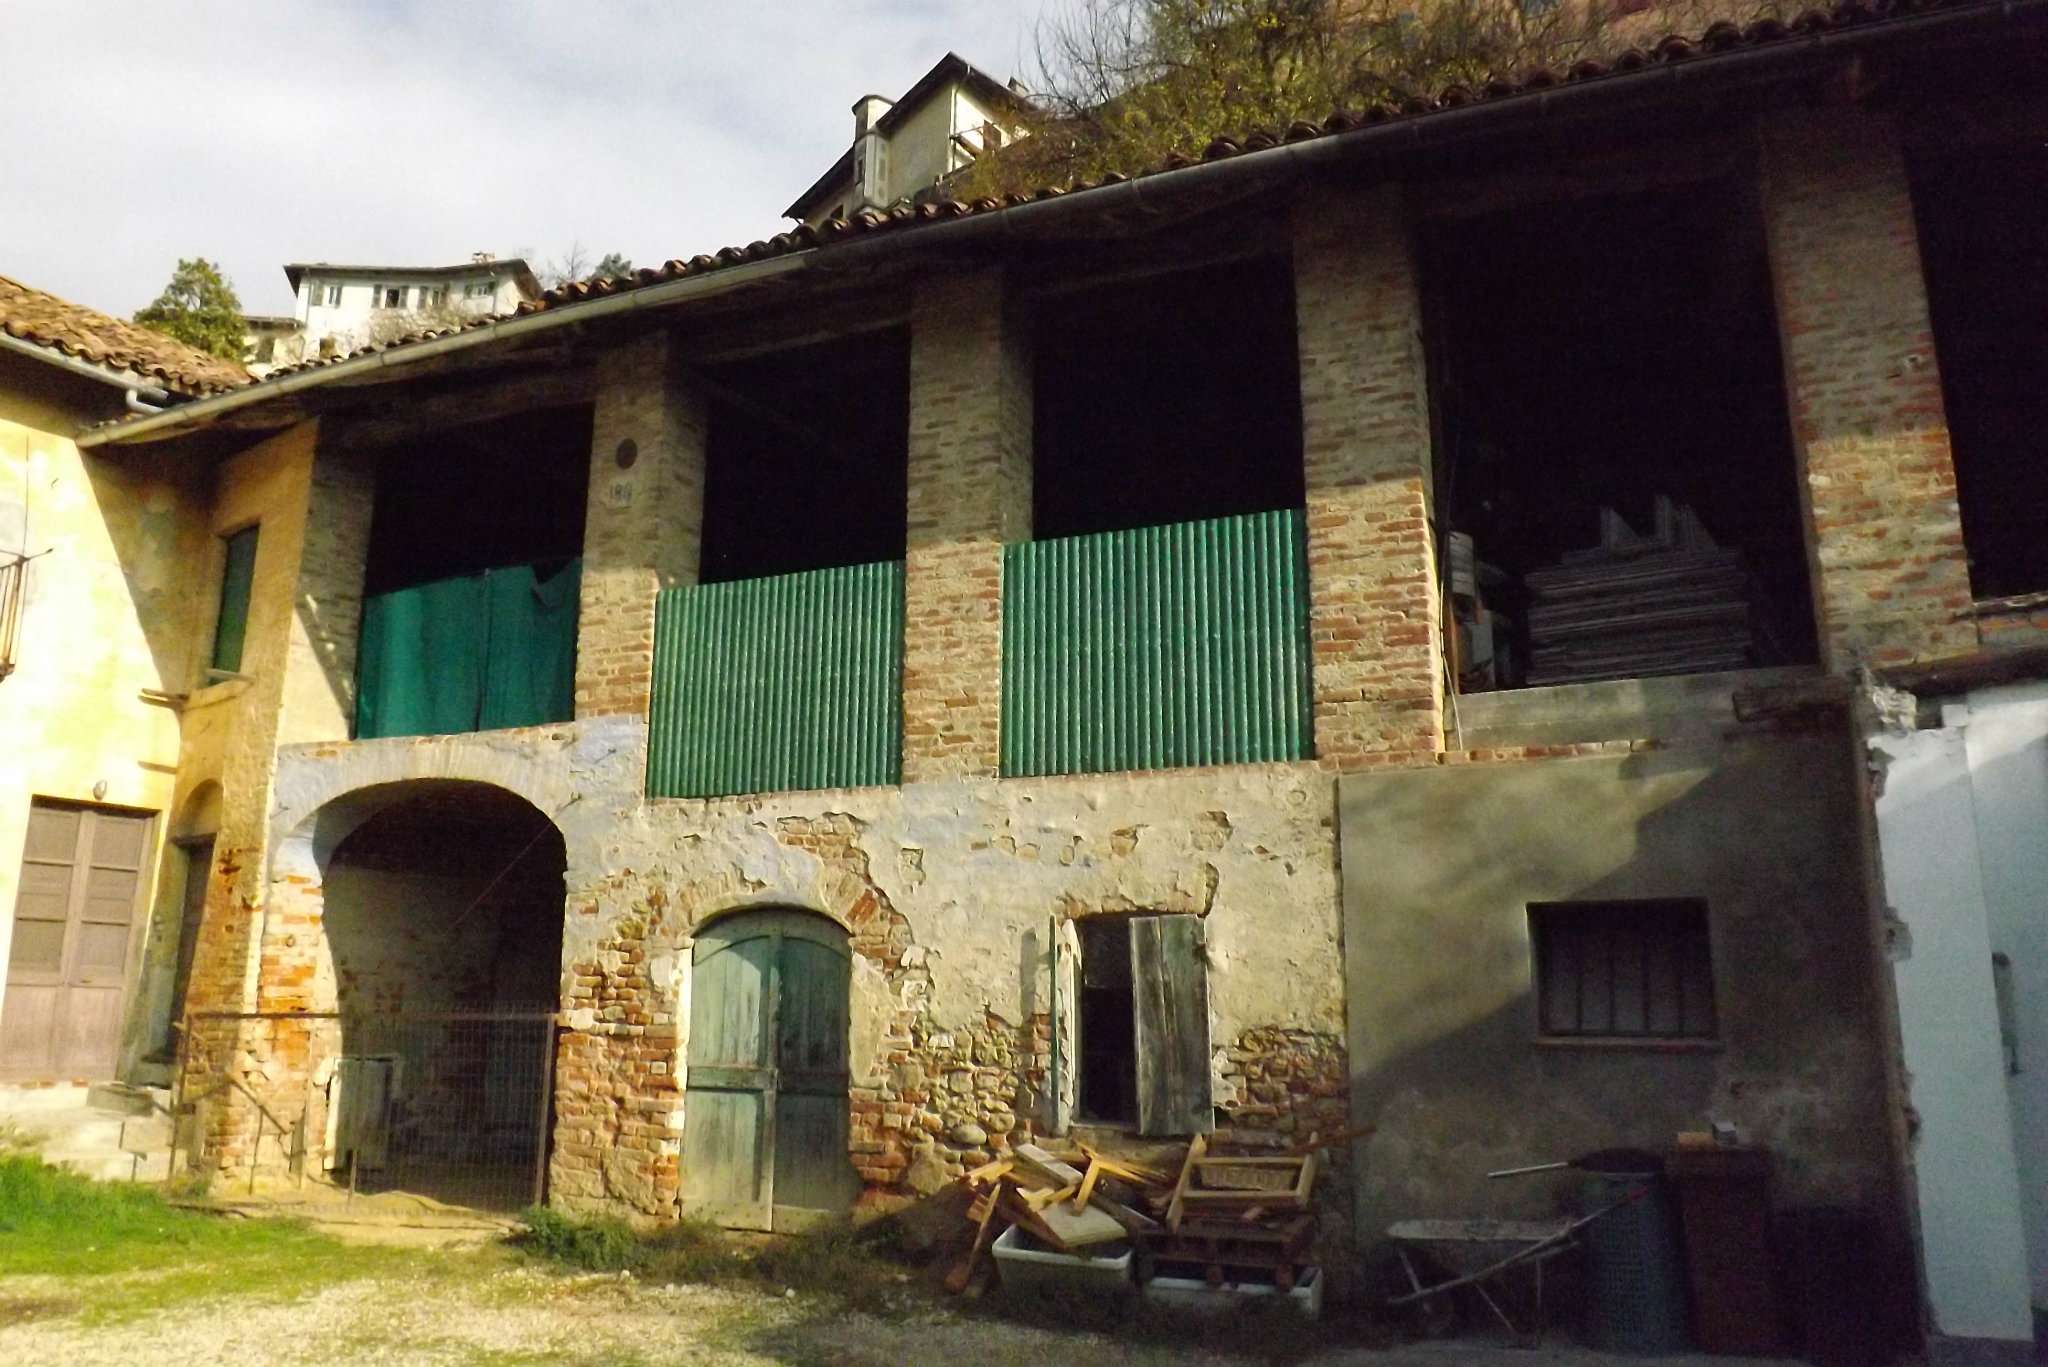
[318,781,565,1208]
[683,909,858,1230]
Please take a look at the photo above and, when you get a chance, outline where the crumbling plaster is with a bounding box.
[574,756,1343,1055]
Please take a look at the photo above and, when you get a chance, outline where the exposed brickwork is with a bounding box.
[1760,109,1977,671]
[900,273,1031,782]
[575,332,706,720]
[1293,189,1444,769]
[279,439,374,743]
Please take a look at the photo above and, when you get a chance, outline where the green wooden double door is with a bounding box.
[683,910,859,1230]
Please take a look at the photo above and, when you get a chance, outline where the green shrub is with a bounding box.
[517,1205,644,1272]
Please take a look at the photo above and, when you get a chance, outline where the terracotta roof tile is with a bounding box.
[0,274,250,396]
[250,0,1991,386]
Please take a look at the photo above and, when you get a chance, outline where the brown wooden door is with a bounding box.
[0,802,151,1081]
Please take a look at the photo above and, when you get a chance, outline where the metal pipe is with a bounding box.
[124,388,164,415]
[81,0,2043,453]
[0,330,174,406]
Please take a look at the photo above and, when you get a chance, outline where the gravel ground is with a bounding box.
[0,1263,1805,1367]
[0,1264,1266,1367]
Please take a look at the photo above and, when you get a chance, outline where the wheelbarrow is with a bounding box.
[1384,1186,1646,1346]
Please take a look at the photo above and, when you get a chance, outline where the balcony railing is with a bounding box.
[1001,509,1313,778]
[648,561,904,798]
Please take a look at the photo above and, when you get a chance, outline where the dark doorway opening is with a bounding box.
[1911,138,2048,600]
[1032,256,1304,540]
[697,329,910,584]
[322,782,564,1209]
[356,405,592,738]
[364,404,591,595]
[1077,916,1137,1126]
[1421,177,1816,689]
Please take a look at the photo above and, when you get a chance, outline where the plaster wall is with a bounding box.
[1870,720,2035,1344]
[545,748,1346,1215]
[1959,682,2048,1310]
[171,422,324,1033]
[1338,737,1896,1241]
[0,356,209,1079]
[882,85,1007,203]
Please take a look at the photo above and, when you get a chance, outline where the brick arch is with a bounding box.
[269,734,589,885]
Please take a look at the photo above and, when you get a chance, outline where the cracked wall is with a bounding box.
[549,749,1344,1216]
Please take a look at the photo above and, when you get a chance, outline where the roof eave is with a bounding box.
[0,329,179,403]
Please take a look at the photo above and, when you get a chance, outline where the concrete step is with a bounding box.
[0,1083,94,1116]
[87,1081,169,1117]
[3,1100,179,1184]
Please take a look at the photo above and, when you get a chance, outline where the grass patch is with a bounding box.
[0,1149,477,1323]
[515,1207,919,1315]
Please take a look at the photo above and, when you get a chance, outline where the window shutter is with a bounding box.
[211,525,259,674]
[1130,915,1213,1136]
[1046,917,1079,1135]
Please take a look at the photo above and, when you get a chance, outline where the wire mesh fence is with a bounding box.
[178,1008,558,1211]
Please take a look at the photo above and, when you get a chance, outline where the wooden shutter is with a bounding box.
[1046,918,1079,1135]
[1130,915,1213,1137]
[211,525,259,674]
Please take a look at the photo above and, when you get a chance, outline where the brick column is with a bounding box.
[901,273,1031,783]
[1760,109,1975,670]
[280,440,374,743]
[574,332,707,719]
[1293,188,1443,768]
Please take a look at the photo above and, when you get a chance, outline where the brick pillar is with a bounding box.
[901,273,1031,783]
[280,439,374,743]
[1293,188,1443,768]
[1760,109,1976,670]
[574,332,707,719]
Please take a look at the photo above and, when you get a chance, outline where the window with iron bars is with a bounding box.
[1528,899,1717,1041]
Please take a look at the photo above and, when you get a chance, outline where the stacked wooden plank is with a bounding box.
[1524,501,1753,686]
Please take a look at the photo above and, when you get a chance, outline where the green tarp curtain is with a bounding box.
[356,558,580,739]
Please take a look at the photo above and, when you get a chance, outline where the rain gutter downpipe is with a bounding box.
[80,0,2043,451]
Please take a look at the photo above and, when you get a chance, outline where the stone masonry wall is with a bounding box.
[1760,109,1977,671]
[1294,188,1445,768]
[899,273,1031,783]
[575,332,707,720]
[549,756,1345,1218]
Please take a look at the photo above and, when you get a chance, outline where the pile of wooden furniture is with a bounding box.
[944,1131,1337,1299]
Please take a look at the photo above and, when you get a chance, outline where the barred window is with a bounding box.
[1529,899,1716,1040]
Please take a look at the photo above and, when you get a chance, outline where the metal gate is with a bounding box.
[179,1008,558,1211]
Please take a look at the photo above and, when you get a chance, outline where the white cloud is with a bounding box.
[0,1,1043,316]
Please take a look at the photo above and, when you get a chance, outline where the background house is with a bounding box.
[784,53,1029,227]
[250,255,541,369]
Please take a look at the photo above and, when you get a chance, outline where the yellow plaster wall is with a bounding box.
[0,358,212,1077]
[169,421,325,1023]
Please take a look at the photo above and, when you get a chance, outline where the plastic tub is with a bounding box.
[991,1225,1133,1297]
[1142,1264,1323,1319]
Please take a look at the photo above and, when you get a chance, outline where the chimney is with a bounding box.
[471,251,495,264]
[852,94,893,139]
[850,94,895,211]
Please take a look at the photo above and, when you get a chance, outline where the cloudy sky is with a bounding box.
[3,2,1045,318]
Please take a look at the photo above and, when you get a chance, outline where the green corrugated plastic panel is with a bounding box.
[1001,509,1313,777]
[648,561,904,798]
